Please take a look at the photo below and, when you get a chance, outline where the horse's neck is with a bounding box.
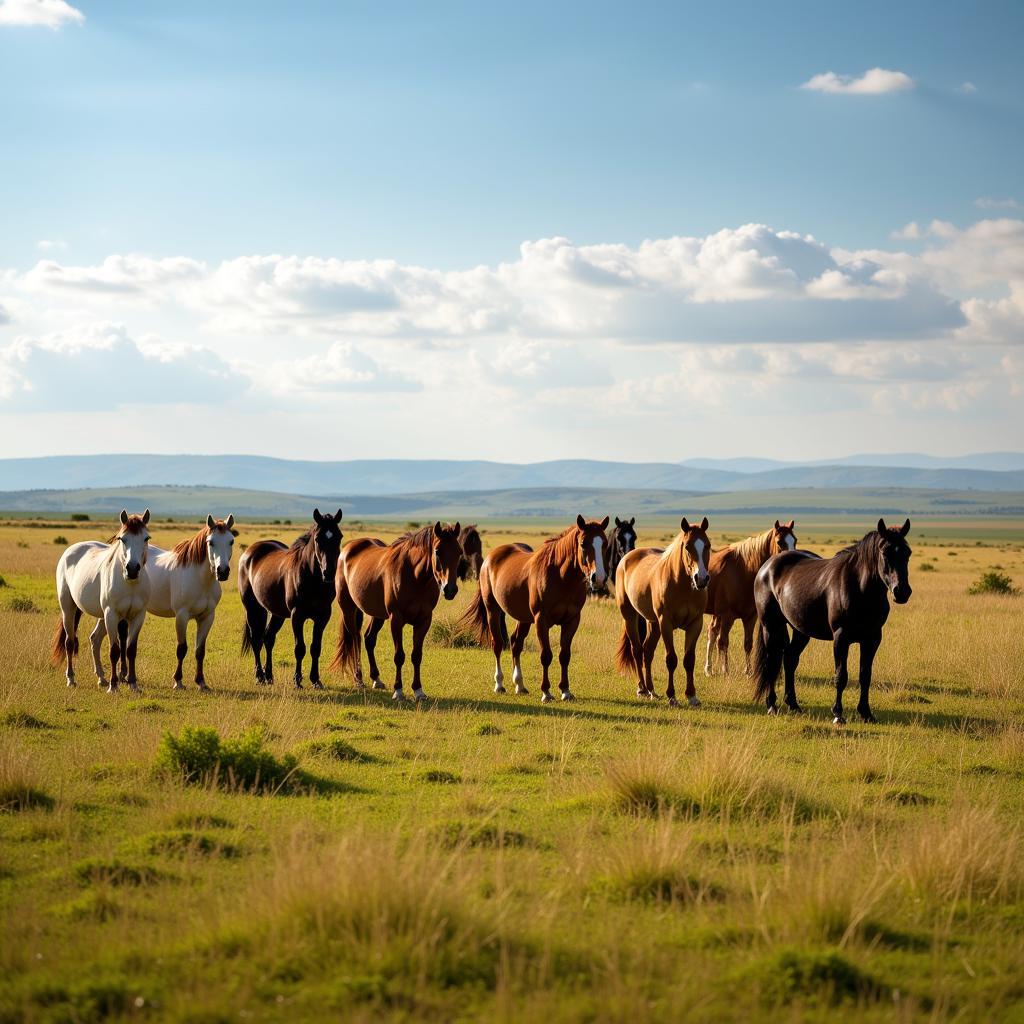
[663,537,690,583]
[736,531,773,574]
[552,533,582,578]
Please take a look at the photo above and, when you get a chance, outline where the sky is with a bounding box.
[1,0,1022,463]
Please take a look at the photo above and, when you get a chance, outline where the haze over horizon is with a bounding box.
[1,1,1022,463]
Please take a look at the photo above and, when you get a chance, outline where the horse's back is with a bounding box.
[705,545,752,618]
[756,550,831,639]
[484,543,536,620]
[58,541,109,616]
[339,538,392,618]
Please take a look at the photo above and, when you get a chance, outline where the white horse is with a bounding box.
[52,509,152,691]
[146,514,235,690]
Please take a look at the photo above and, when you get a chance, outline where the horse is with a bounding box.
[607,517,637,586]
[457,524,484,581]
[614,517,711,707]
[51,509,152,692]
[704,519,796,677]
[752,518,913,724]
[461,515,609,703]
[333,522,464,701]
[238,508,343,689]
[146,515,235,691]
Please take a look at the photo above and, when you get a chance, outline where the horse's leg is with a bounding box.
[263,615,285,684]
[643,618,661,698]
[58,595,80,686]
[89,618,107,688]
[782,629,810,713]
[308,613,328,690]
[682,617,703,707]
[365,617,385,689]
[535,617,554,704]
[389,616,407,701]
[622,608,646,698]
[117,618,129,685]
[659,618,679,707]
[704,617,719,677]
[173,609,191,690]
[194,610,215,691]
[244,598,269,684]
[557,613,580,701]
[510,620,530,695]
[717,614,733,676]
[103,609,121,693]
[410,617,430,701]
[857,631,882,724]
[487,603,507,694]
[124,611,144,691]
[742,614,756,676]
[830,628,851,725]
[290,611,307,688]
[758,599,788,715]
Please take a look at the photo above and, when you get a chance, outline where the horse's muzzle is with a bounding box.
[892,583,912,604]
[590,572,607,590]
[443,582,458,601]
[693,575,710,590]
[125,564,141,581]
[217,567,230,582]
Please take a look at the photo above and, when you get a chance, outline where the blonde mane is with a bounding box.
[172,521,229,567]
[728,528,777,574]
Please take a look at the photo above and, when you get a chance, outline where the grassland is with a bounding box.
[1,513,1023,1022]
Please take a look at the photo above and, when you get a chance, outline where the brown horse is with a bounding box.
[333,522,464,701]
[615,517,711,707]
[461,515,609,703]
[704,519,797,676]
[752,518,912,723]
[238,508,343,689]
[457,524,484,581]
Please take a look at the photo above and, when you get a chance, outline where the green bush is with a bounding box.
[299,737,373,763]
[741,947,885,1005]
[8,596,38,613]
[968,571,1018,596]
[919,562,936,572]
[70,513,90,521]
[53,535,68,545]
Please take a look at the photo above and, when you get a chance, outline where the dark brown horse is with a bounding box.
[238,508,343,689]
[457,524,484,581]
[704,520,796,676]
[461,515,609,703]
[333,522,464,701]
[752,518,912,724]
[607,516,637,586]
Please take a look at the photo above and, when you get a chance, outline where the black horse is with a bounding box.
[606,516,637,586]
[752,518,912,724]
[457,524,484,581]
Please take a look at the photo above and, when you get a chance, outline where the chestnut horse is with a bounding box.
[704,519,796,676]
[333,522,464,701]
[752,518,912,724]
[457,524,484,581]
[238,508,343,689]
[461,515,609,703]
[615,517,711,707]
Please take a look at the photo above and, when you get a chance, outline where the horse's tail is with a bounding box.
[50,616,77,665]
[332,601,361,677]
[614,615,647,676]
[459,585,495,649]
[751,615,784,704]
[241,622,253,656]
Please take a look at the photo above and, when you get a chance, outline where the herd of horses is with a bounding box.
[51,509,913,723]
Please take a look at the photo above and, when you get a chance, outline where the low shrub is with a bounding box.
[968,571,1018,596]
[53,535,68,545]
[298,737,374,763]
[7,596,38,613]
[70,513,90,521]
[431,616,479,648]
[741,947,885,1005]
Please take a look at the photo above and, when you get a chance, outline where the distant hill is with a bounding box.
[2,484,1022,520]
[2,454,1024,495]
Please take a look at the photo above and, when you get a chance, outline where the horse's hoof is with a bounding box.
[688,696,701,708]
[197,684,211,694]
[106,684,118,694]
[859,712,877,724]
[311,681,325,690]
[413,689,427,702]
[172,681,185,691]
[372,678,386,691]
[766,706,780,717]
[560,690,575,702]
[833,716,846,726]
[540,692,553,704]
[66,680,76,688]
[515,684,529,695]
[494,684,506,694]
[392,689,406,702]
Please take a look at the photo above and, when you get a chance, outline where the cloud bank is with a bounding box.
[0,0,84,28]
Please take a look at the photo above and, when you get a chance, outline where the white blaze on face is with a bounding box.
[209,529,234,576]
[592,536,607,585]
[784,534,797,550]
[692,538,709,583]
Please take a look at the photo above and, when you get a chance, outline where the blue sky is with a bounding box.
[1,0,1022,461]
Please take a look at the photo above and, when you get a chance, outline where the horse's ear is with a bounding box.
[453,521,461,535]
[700,516,709,531]
[680,517,690,532]
[774,519,781,529]
[120,509,129,525]
[629,517,635,526]
[313,508,322,524]
[615,517,622,527]
[207,514,216,529]
[576,514,586,530]
[900,518,911,537]
[226,514,235,529]
[599,515,609,530]
[335,508,343,522]
[877,518,887,535]
[787,519,795,529]
[142,509,151,525]
[433,520,443,539]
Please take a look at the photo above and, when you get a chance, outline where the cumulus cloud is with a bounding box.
[0,323,244,411]
[800,68,914,95]
[960,82,978,95]
[0,0,84,28]
[22,255,206,299]
[259,341,422,395]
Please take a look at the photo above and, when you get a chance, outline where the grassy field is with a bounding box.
[2,513,1024,1022]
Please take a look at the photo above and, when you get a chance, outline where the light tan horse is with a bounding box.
[704,520,797,676]
[615,516,711,706]
[461,515,609,703]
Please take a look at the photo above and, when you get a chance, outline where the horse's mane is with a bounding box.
[391,524,449,553]
[729,528,776,573]
[105,515,148,545]
[535,526,578,568]
[172,526,211,566]
[835,532,881,565]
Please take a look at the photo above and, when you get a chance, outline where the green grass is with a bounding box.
[1,514,1024,1020]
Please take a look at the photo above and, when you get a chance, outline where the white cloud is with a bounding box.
[23,254,206,299]
[800,68,914,95]
[259,341,422,395]
[975,197,1021,211]
[960,82,978,95]
[0,323,244,410]
[0,0,84,28]
[36,239,68,253]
